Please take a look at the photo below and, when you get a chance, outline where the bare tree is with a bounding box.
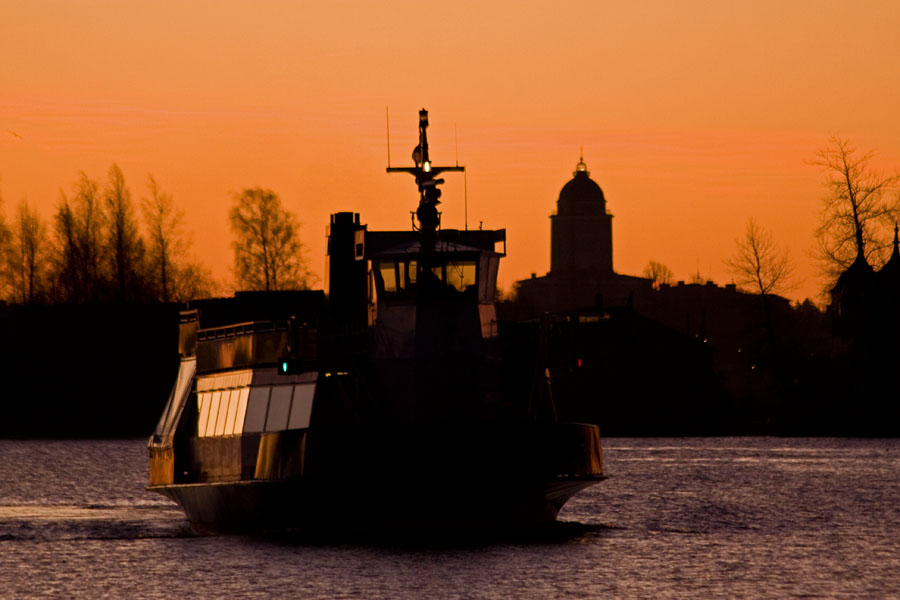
[726,218,793,296]
[73,173,107,300]
[230,187,310,291]
[7,199,47,303]
[810,136,900,283]
[51,193,80,302]
[50,174,107,302]
[142,175,181,302]
[0,187,11,301]
[170,262,216,302]
[642,260,674,290]
[142,175,214,302]
[105,164,145,301]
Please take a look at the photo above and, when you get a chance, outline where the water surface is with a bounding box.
[1,438,898,598]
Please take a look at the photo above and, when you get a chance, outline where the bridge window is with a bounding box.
[375,257,479,298]
[379,262,398,293]
[375,259,418,298]
[446,261,477,293]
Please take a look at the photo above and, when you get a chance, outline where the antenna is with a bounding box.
[385,106,391,168]
[454,122,459,167]
[386,109,465,239]
[464,169,468,231]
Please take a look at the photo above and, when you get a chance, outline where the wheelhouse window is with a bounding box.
[378,262,398,293]
[446,261,477,293]
[374,259,419,299]
[374,256,479,299]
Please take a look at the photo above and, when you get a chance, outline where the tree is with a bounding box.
[810,136,900,283]
[51,194,80,302]
[0,187,11,300]
[229,187,310,291]
[104,164,146,301]
[7,199,48,304]
[74,173,106,298]
[642,260,674,290]
[142,175,214,302]
[726,218,793,296]
[50,174,107,303]
[142,175,181,302]
[170,262,215,302]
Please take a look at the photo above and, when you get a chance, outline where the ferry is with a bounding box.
[148,110,604,534]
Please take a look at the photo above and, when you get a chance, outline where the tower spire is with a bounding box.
[574,148,588,176]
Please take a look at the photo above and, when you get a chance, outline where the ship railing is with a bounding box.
[197,320,291,341]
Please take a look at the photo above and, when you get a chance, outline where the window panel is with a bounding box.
[215,391,232,436]
[243,387,270,433]
[223,389,240,435]
[378,262,397,293]
[205,391,221,437]
[197,392,212,437]
[287,384,316,430]
[265,385,293,431]
[232,388,250,435]
[446,261,477,292]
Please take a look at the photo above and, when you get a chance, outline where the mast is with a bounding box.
[386,109,464,243]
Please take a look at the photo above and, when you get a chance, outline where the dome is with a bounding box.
[557,157,606,216]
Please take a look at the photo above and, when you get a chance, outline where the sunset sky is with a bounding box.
[2,1,900,302]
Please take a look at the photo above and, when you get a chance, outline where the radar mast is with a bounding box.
[387,109,464,242]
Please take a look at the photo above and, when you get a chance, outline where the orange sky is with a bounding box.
[2,1,900,302]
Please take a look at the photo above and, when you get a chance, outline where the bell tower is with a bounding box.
[549,155,613,275]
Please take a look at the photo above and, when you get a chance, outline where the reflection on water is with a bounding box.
[1,438,899,598]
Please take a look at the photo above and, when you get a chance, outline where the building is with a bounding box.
[512,156,651,316]
[831,228,900,357]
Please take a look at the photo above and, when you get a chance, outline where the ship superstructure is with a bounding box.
[149,110,604,533]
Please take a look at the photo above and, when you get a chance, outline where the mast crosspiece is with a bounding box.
[386,109,464,240]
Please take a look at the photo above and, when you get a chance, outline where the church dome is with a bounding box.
[557,157,606,216]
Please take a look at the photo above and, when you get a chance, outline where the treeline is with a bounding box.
[0,164,214,305]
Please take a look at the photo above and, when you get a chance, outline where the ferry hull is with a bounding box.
[153,475,601,534]
[150,422,604,534]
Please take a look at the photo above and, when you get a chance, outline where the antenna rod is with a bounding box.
[385,106,391,168]
[464,169,468,231]
[454,123,459,167]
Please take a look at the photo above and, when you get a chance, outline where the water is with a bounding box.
[2,438,899,599]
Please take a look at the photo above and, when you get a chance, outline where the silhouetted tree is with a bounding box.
[726,218,793,296]
[643,260,674,290]
[810,136,900,284]
[105,164,146,302]
[7,199,48,304]
[50,174,107,302]
[171,262,216,302]
[0,189,11,301]
[142,175,181,302]
[74,173,107,300]
[229,187,310,291]
[51,195,79,302]
[141,175,215,302]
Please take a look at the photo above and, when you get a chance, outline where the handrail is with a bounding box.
[197,320,293,342]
